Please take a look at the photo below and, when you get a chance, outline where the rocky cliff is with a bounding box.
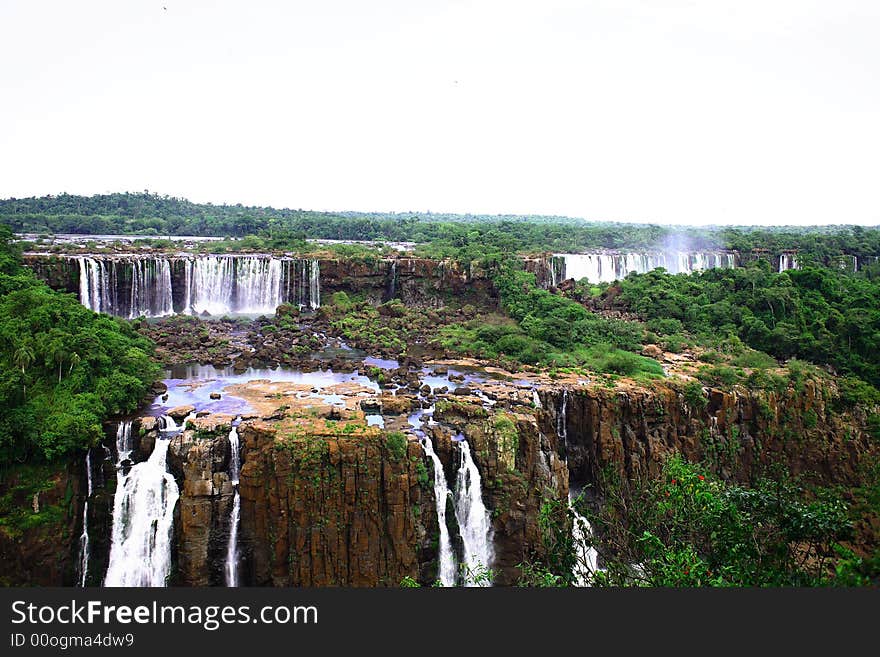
[539,377,875,490]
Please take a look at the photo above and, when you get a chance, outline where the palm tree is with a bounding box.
[13,344,34,398]
[68,352,81,376]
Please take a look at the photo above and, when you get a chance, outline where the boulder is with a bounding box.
[168,405,196,421]
[379,394,417,415]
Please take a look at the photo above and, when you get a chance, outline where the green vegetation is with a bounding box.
[437,264,663,377]
[520,457,877,587]
[0,463,68,538]
[0,226,159,467]
[385,432,408,461]
[618,263,880,387]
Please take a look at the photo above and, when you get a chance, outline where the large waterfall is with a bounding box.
[224,423,241,587]
[78,256,173,318]
[453,439,494,586]
[75,255,320,317]
[555,251,736,284]
[104,419,180,587]
[421,436,456,587]
[77,449,93,587]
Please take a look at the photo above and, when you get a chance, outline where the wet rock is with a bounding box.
[139,416,159,432]
[379,394,417,415]
[452,386,472,396]
[168,405,196,421]
[360,398,382,413]
[189,414,234,435]
[209,392,222,400]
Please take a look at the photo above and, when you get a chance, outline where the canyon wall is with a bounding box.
[540,378,874,490]
[2,376,875,587]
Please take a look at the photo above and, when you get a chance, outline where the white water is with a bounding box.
[420,436,456,587]
[570,493,598,587]
[77,449,93,587]
[224,423,241,587]
[453,439,494,586]
[104,421,180,587]
[76,255,320,317]
[556,251,736,284]
[779,253,799,272]
[78,256,173,317]
[558,389,568,448]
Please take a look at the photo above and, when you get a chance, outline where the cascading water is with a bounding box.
[77,256,173,317]
[569,491,598,587]
[104,419,180,587]
[129,258,173,318]
[420,436,456,587]
[77,449,93,587]
[76,254,320,317]
[557,389,568,449]
[554,251,736,284]
[224,421,241,587]
[453,439,494,586]
[779,253,799,272]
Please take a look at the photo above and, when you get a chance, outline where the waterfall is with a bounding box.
[557,389,568,448]
[569,492,598,587]
[129,258,173,318]
[76,254,321,317]
[224,422,241,587]
[78,257,109,312]
[453,439,494,586]
[77,449,93,587]
[235,258,283,314]
[420,436,456,587]
[386,260,398,301]
[779,253,799,272]
[532,389,542,409]
[104,421,179,587]
[185,256,236,315]
[77,256,173,317]
[555,251,736,283]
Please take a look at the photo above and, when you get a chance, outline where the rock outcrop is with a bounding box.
[539,378,876,490]
[166,416,236,586]
[236,422,438,586]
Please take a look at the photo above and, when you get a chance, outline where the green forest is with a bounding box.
[5,192,880,259]
[0,226,158,467]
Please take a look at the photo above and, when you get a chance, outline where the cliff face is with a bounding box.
[0,463,79,586]
[236,423,438,586]
[166,416,237,587]
[541,378,875,490]
[22,254,80,295]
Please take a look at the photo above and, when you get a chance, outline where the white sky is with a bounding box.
[1,0,878,226]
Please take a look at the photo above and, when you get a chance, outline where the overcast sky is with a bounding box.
[1,1,878,226]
